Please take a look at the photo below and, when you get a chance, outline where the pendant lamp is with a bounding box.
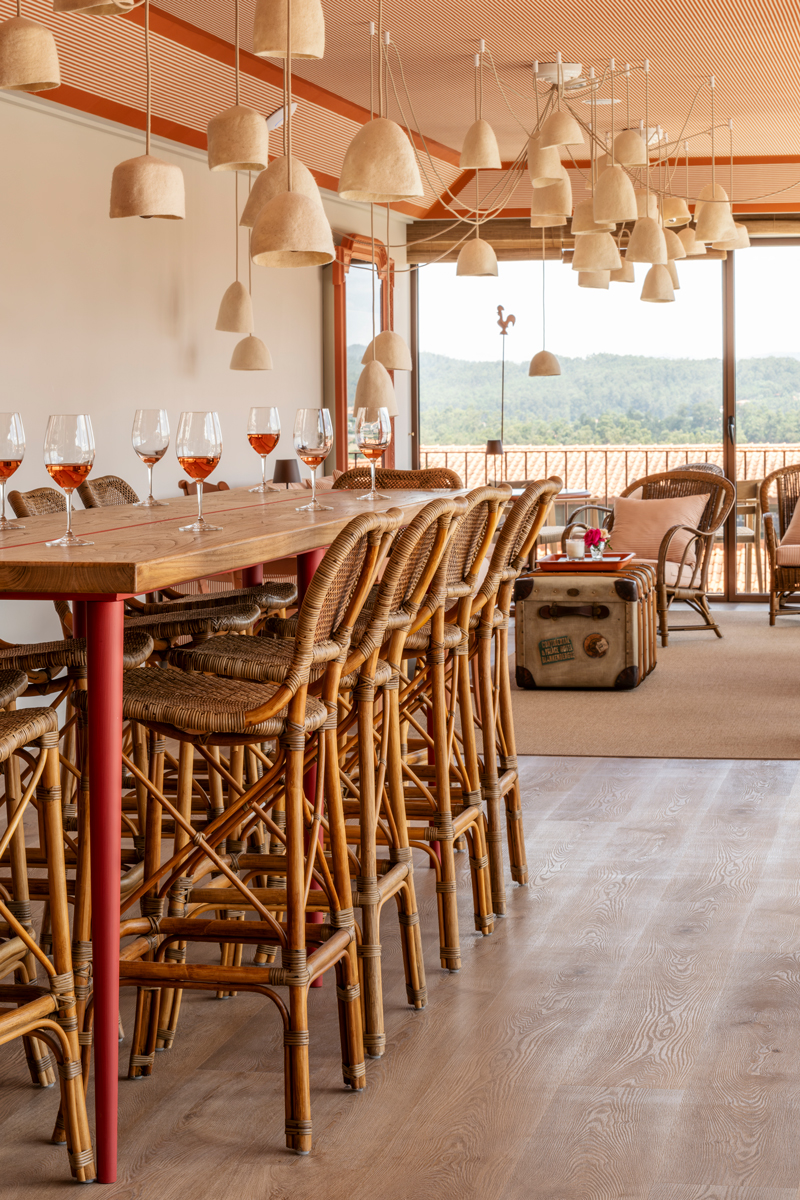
[529,229,560,376]
[593,165,637,222]
[461,119,501,170]
[538,107,584,150]
[54,0,135,12]
[626,216,667,264]
[695,198,735,242]
[713,223,750,251]
[109,0,185,219]
[578,270,609,289]
[252,0,324,59]
[0,15,59,92]
[456,236,498,276]
[527,135,563,188]
[361,330,412,370]
[678,226,706,256]
[572,231,621,272]
[641,263,674,302]
[613,128,647,166]
[694,181,728,219]
[666,259,680,289]
[216,280,254,333]
[530,172,572,218]
[208,0,268,171]
[635,190,658,220]
[240,155,321,227]
[571,199,614,235]
[662,196,691,225]
[230,335,273,369]
[530,213,566,228]
[339,117,423,202]
[610,258,635,283]
[355,359,397,418]
[663,227,687,260]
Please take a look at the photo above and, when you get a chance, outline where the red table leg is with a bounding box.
[297,549,327,986]
[242,564,263,587]
[87,600,124,1183]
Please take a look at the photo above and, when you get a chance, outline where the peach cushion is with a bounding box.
[612,493,710,565]
[777,502,800,565]
[631,558,695,586]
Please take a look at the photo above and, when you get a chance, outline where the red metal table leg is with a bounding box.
[242,563,263,587]
[87,599,124,1183]
[297,548,327,985]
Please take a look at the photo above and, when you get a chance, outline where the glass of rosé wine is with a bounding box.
[176,411,223,533]
[0,413,26,531]
[43,414,95,547]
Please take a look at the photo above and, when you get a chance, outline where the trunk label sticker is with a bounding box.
[539,635,575,664]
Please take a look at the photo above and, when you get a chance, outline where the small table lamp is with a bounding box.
[485,438,504,485]
[272,459,301,489]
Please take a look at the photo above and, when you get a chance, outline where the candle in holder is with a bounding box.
[566,538,585,559]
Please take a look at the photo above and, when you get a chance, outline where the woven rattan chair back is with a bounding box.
[619,469,735,535]
[178,479,231,496]
[476,477,563,610]
[431,484,511,602]
[760,463,800,538]
[7,487,66,518]
[332,466,463,490]
[77,474,139,508]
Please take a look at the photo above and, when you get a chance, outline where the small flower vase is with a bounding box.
[590,544,604,560]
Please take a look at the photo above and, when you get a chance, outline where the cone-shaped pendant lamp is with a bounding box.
[241,155,321,227]
[613,128,647,166]
[635,190,658,220]
[610,258,635,283]
[572,199,614,235]
[578,270,609,289]
[713,222,750,250]
[572,231,621,272]
[626,216,667,264]
[231,335,273,369]
[666,259,680,289]
[355,359,397,418]
[694,181,728,218]
[461,119,501,169]
[0,15,59,92]
[456,236,498,276]
[641,263,674,302]
[109,0,185,219]
[208,106,269,172]
[527,135,563,188]
[593,165,637,222]
[361,330,412,370]
[678,226,706,256]
[216,281,254,332]
[252,0,324,58]
[339,117,423,202]
[695,198,735,242]
[539,107,584,150]
[530,213,566,228]
[663,227,687,260]
[530,173,572,218]
[662,196,691,225]
[529,351,560,376]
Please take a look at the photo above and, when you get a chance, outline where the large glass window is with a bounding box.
[346,262,382,465]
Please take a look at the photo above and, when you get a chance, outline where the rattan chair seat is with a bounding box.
[340,657,394,690]
[72,669,326,737]
[170,631,339,682]
[0,631,153,673]
[125,603,260,641]
[404,621,464,652]
[0,669,30,707]
[0,707,58,759]
[135,581,298,616]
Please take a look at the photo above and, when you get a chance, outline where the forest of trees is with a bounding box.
[350,347,800,446]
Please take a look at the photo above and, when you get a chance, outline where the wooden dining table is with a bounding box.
[0,484,451,1183]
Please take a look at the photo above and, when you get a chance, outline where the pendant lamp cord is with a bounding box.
[729,117,733,206]
[235,171,239,282]
[609,59,615,165]
[369,22,374,120]
[144,0,151,155]
[234,0,239,106]
[644,59,649,201]
[378,0,383,119]
[709,75,715,195]
[542,228,546,351]
[371,203,376,360]
[248,172,252,295]
[286,0,292,189]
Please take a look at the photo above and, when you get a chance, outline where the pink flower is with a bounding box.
[584,528,602,548]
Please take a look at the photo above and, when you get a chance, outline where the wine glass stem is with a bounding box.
[197,486,204,525]
[0,482,6,522]
[370,460,376,496]
[147,464,154,501]
[65,490,73,539]
[311,469,317,507]
[261,456,267,488]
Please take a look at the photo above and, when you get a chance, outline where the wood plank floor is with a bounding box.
[3,756,800,1199]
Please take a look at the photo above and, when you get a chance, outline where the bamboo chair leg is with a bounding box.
[157,741,194,1050]
[475,626,506,916]
[430,623,460,972]
[352,675,385,1057]
[495,621,527,886]
[129,733,165,1078]
[335,952,366,1092]
[284,729,312,1155]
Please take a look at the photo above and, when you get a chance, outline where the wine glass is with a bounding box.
[355,407,392,501]
[43,414,95,548]
[132,409,170,507]
[0,413,26,531]
[247,407,281,494]
[176,412,223,533]
[293,409,334,513]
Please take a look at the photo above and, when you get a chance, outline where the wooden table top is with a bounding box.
[0,487,459,598]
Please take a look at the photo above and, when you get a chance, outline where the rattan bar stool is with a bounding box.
[0,706,95,1182]
[333,466,463,490]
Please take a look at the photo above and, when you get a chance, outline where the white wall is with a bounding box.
[0,91,410,642]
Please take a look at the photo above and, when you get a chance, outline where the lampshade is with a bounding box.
[456,237,498,276]
[641,263,675,302]
[529,350,561,376]
[613,129,647,166]
[461,119,501,170]
[695,181,728,218]
[354,359,397,418]
[530,213,567,228]
[485,438,504,455]
[0,16,59,92]
[530,173,572,218]
[634,190,658,220]
[207,106,269,172]
[694,197,735,243]
[538,108,584,149]
[527,135,563,188]
[252,0,324,59]
[593,165,638,223]
[578,270,609,289]
[230,335,273,370]
[712,222,751,251]
[240,155,321,227]
[663,227,687,260]
[272,457,301,485]
[109,154,186,219]
[338,117,423,203]
[625,217,667,264]
[571,199,614,236]
[610,259,635,283]
[666,259,680,289]
[662,196,691,225]
[251,190,334,267]
[216,281,254,333]
[678,226,706,256]
[361,330,412,371]
[572,231,621,272]
[54,0,137,11]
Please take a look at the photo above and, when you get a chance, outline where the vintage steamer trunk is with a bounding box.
[514,564,658,689]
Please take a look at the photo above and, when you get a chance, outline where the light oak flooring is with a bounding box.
[3,755,800,1199]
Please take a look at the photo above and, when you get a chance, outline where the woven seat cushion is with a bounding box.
[170,632,340,682]
[72,670,326,738]
[0,707,58,760]
[340,657,394,691]
[631,558,695,587]
[135,582,297,616]
[125,603,260,641]
[0,669,30,708]
[404,621,464,653]
[0,631,153,673]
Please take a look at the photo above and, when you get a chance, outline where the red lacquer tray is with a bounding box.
[538,552,635,573]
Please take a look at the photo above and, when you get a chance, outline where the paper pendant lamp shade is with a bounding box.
[538,108,584,149]
[571,198,614,235]
[230,335,273,370]
[610,259,635,283]
[527,135,563,187]
[713,222,751,251]
[241,156,321,228]
[626,217,667,264]
[252,0,324,59]
[530,173,572,217]
[678,226,706,256]
[456,237,498,276]
[529,350,561,376]
[530,213,566,228]
[0,16,59,92]
[641,263,675,302]
[695,181,728,218]
[461,119,501,170]
[339,117,423,202]
[251,190,334,267]
[109,154,185,219]
[663,227,687,260]
[613,129,647,166]
[578,270,609,289]
[362,330,412,371]
[635,190,658,220]
[592,165,637,223]
[666,259,680,289]
[216,281,254,333]
[54,0,136,12]
[662,196,691,226]
[207,106,269,172]
[694,199,735,242]
[572,231,621,272]
[355,359,397,418]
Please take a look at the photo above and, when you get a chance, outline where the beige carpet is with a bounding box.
[510,605,800,759]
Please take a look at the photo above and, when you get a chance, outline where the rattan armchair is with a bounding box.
[760,463,800,624]
[76,474,139,507]
[333,466,463,490]
[7,487,65,517]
